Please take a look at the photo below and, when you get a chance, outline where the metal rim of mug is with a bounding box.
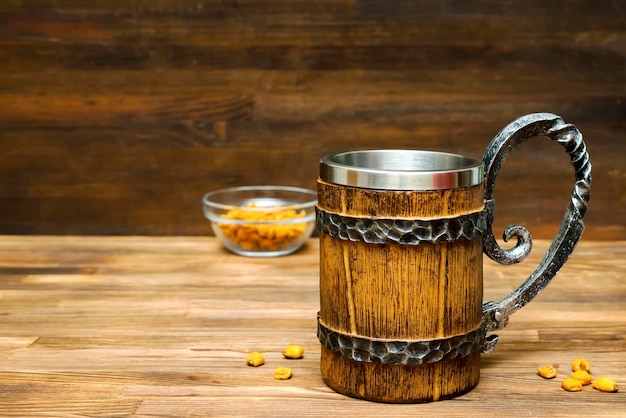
[319,150,484,191]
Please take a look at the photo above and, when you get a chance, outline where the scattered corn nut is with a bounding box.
[282,344,304,359]
[537,365,558,379]
[274,367,293,380]
[245,351,265,367]
[570,370,593,385]
[561,378,583,392]
[593,377,619,393]
[571,358,591,373]
[538,358,618,394]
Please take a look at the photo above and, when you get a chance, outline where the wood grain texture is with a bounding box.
[0,236,624,415]
[0,0,624,237]
[318,180,484,401]
[317,180,485,218]
[0,94,254,125]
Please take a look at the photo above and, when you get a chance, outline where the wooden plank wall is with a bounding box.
[0,1,624,239]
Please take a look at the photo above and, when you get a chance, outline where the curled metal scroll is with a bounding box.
[481,113,592,338]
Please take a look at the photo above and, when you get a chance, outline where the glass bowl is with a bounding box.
[202,185,317,257]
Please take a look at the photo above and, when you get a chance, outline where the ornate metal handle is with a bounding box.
[480,113,592,353]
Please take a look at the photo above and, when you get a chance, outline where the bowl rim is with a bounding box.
[202,185,317,222]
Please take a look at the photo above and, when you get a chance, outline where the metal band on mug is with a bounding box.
[316,207,488,245]
[317,314,487,365]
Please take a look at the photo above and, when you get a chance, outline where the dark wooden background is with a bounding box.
[0,1,624,239]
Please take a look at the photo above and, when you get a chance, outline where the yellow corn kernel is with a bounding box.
[236,227,249,242]
[260,239,279,251]
[274,367,293,380]
[571,358,591,373]
[274,227,289,240]
[570,370,593,385]
[239,240,256,251]
[561,378,583,392]
[256,225,270,238]
[537,365,558,379]
[593,377,619,393]
[282,344,304,359]
[245,351,265,367]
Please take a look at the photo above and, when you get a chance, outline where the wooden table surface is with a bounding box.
[0,236,624,417]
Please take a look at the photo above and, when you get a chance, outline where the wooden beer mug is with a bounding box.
[316,113,592,403]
